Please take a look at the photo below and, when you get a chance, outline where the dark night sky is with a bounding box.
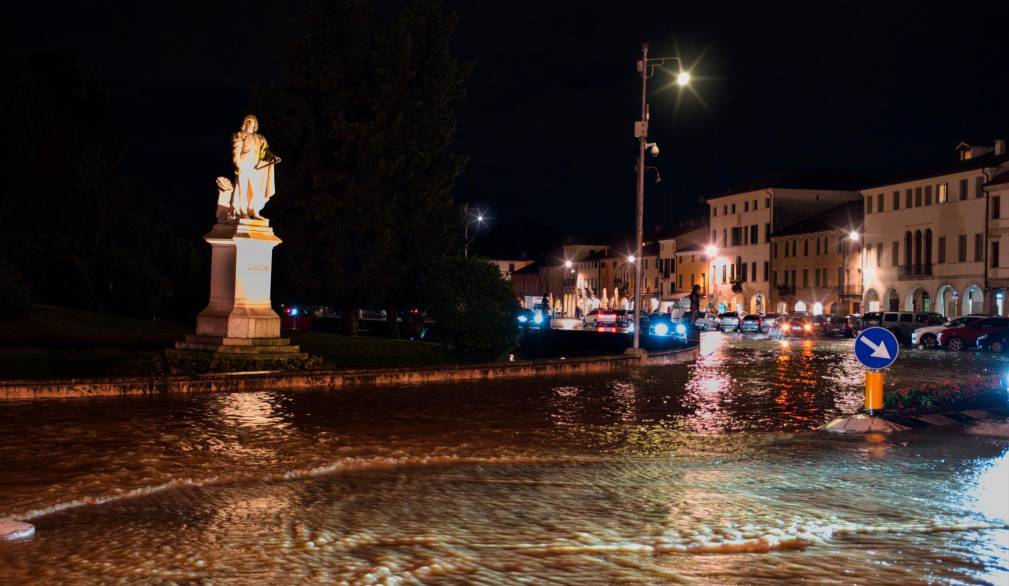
[7,2,1009,251]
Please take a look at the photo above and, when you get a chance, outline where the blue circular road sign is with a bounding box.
[854,327,899,370]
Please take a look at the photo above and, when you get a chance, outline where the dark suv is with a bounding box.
[860,311,945,345]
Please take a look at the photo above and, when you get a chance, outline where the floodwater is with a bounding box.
[1,334,1008,584]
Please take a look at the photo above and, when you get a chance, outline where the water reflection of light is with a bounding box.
[219,393,284,428]
[971,450,1009,523]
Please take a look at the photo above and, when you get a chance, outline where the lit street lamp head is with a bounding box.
[564,260,573,269]
[706,244,718,257]
[477,215,484,222]
[849,231,860,241]
[627,254,636,264]
[676,70,691,87]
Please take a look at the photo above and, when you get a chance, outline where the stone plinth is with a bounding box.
[168,219,310,370]
[196,219,282,338]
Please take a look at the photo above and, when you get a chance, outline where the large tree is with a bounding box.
[264,0,469,335]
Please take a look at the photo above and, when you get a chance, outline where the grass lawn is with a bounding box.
[0,305,453,379]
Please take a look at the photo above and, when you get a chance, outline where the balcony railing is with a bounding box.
[837,284,862,297]
[898,264,933,280]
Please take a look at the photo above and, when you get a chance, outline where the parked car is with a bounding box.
[516,307,550,330]
[718,312,741,332]
[860,311,945,345]
[648,313,687,339]
[588,309,634,333]
[910,314,987,349]
[781,317,814,337]
[759,313,784,333]
[694,312,718,331]
[739,314,763,333]
[822,315,855,337]
[937,317,1009,351]
[977,329,1009,353]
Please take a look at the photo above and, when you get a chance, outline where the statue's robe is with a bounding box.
[232,132,275,215]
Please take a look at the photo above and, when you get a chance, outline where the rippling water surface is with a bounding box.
[1,335,1008,584]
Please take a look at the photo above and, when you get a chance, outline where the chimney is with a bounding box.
[996,139,1006,156]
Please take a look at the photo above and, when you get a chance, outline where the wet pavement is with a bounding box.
[1,333,1008,584]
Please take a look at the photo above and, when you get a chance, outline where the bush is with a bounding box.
[884,375,1005,413]
[0,260,31,314]
[422,257,519,361]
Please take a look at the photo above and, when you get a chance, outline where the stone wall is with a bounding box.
[0,345,699,400]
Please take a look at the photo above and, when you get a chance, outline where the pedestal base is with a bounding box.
[167,335,312,371]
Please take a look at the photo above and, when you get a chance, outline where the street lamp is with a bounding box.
[706,244,718,312]
[463,204,487,259]
[631,42,690,350]
[841,230,860,313]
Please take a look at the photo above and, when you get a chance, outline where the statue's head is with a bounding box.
[241,114,259,133]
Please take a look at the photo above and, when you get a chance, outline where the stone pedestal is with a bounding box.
[168,219,310,369]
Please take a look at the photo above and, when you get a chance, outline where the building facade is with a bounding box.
[707,187,860,314]
[768,201,864,315]
[860,141,1009,317]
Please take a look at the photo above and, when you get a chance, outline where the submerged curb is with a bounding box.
[0,344,699,401]
[821,408,1008,433]
[0,518,34,541]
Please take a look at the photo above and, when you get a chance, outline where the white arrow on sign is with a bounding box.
[859,335,891,360]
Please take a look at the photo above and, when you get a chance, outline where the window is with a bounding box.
[731,203,736,213]
[905,188,912,208]
[865,195,872,214]
[741,263,748,282]
[975,233,983,262]
[802,269,808,288]
[773,242,778,258]
[792,240,797,256]
[993,241,1000,268]
[915,187,922,207]
[751,225,758,244]
[899,314,913,323]
[731,227,742,246]
[803,239,809,256]
[712,207,717,217]
[754,199,758,210]
[723,205,728,215]
[723,229,727,246]
[815,238,820,255]
[744,201,749,212]
[892,241,899,266]
[751,262,756,281]
[678,274,683,289]
[772,271,778,286]
[938,182,948,203]
[765,198,770,209]
[883,313,897,323]
[837,267,843,287]
[958,235,967,262]
[721,265,726,283]
[763,261,768,281]
[893,190,900,210]
[877,193,884,212]
[994,196,1001,219]
[976,176,984,198]
[938,236,946,263]
[877,242,883,267]
[960,178,969,200]
[765,223,770,243]
[924,185,932,206]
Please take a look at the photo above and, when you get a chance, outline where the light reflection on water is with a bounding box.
[0,333,1007,584]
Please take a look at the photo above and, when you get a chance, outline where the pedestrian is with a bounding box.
[688,284,701,330]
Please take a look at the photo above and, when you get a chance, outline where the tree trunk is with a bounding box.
[386,303,400,339]
[343,304,358,336]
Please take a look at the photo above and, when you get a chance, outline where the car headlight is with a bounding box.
[781,324,789,331]
[804,324,812,332]
[654,323,669,336]
[533,312,544,324]
[517,315,528,323]
[675,323,686,335]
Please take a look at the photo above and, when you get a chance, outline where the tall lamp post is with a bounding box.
[843,230,859,314]
[463,204,486,259]
[632,43,690,349]
[706,245,718,312]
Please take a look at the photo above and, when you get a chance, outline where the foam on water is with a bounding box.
[16,454,592,522]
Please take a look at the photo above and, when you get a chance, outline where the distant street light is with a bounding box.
[631,42,690,349]
[463,204,488,259]
[627,254,636,264]
[849,231,860,241]
[706,244,718,312]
